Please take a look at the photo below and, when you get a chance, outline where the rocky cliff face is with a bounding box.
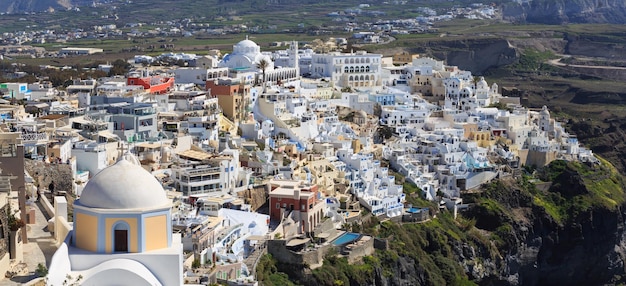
[503,0,626,24]
[0,0,92,13]
[465,160,626,285]
[411,38,518,75]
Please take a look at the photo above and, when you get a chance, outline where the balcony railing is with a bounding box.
[20,132,48,142]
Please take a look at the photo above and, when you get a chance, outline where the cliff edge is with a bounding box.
[503,0,626,24]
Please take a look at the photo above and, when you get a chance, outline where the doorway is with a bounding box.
[114,224,129,252]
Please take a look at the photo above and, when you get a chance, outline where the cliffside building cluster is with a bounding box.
[0,37,596,285]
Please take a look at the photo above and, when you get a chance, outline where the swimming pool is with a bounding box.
[333,232,360,246]
[408,207,421,213]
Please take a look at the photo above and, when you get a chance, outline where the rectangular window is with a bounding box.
[276,203,280,209]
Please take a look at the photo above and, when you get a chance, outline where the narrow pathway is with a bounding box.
[547,57,626,70]
[0,199,56,285]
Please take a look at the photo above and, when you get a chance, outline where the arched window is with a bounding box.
[366,66,370,72]
[366,58,370,63]
[349,76,354,81]
[360,75,364,81]
[349,66,354,73]
[113,221,130,252]
[344,67,349,73]
[360,66,365,72]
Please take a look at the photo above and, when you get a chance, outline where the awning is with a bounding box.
[136,142,161,149]
[98,131,120,140]
[55,125,80,132]
[177,149,212,161]
[27,103,48,109]
[316,233,330,239]
[71,118,90,125]
[286,237,310,247]
[246,235,266,241]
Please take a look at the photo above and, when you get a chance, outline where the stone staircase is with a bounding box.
[243,241,267,278]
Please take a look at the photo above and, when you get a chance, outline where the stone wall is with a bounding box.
[361,213,373,225]
[25,160,73,195]
[238,184,269,212]
[270,235,378,269]
[402,210,430,223]
[344,237,374,264]
[525,150,558,168]
[373,238,389,251]
[268,239,333,268]
[40,195,55,219]
[54,217,72,247]
[313,218,336,238]
[0,205,9,259]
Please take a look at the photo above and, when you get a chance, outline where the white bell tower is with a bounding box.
[289,40,299,72]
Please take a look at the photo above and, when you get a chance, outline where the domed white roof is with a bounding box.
[476,77,488,90]
[79,157,169,209]
[355,110,367,118]
[236,39,258,49]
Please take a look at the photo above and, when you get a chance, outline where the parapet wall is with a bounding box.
[269,235,377,268]
[344,237,375,264]
[268,239,333,268]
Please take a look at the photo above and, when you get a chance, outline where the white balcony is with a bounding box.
[20,132,49,145]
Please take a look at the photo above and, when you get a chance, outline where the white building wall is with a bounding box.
[310,52,382,88]
[172,68,208,85]
[73,149,108,175]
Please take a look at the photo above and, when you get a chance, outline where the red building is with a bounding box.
[127,75,175,94]
[269,179,326,234]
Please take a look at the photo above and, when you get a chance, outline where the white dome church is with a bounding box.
[220,36,274,71]
[47,154,183,286]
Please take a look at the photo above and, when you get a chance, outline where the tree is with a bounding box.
[375,126,394,142]
[256,58,269,91]
[36,263,48,277]
[109,59,131,76]
[192,258,200,269]
[6,204,24,231]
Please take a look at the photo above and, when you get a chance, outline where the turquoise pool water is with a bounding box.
[333,232,360,246]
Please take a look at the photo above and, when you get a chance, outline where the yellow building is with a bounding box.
[47,154,183,286]
[392,52,419,65]
[468,130,495,148]
[207,80,251,123]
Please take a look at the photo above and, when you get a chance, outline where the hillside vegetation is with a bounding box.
[258,158,626,285]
